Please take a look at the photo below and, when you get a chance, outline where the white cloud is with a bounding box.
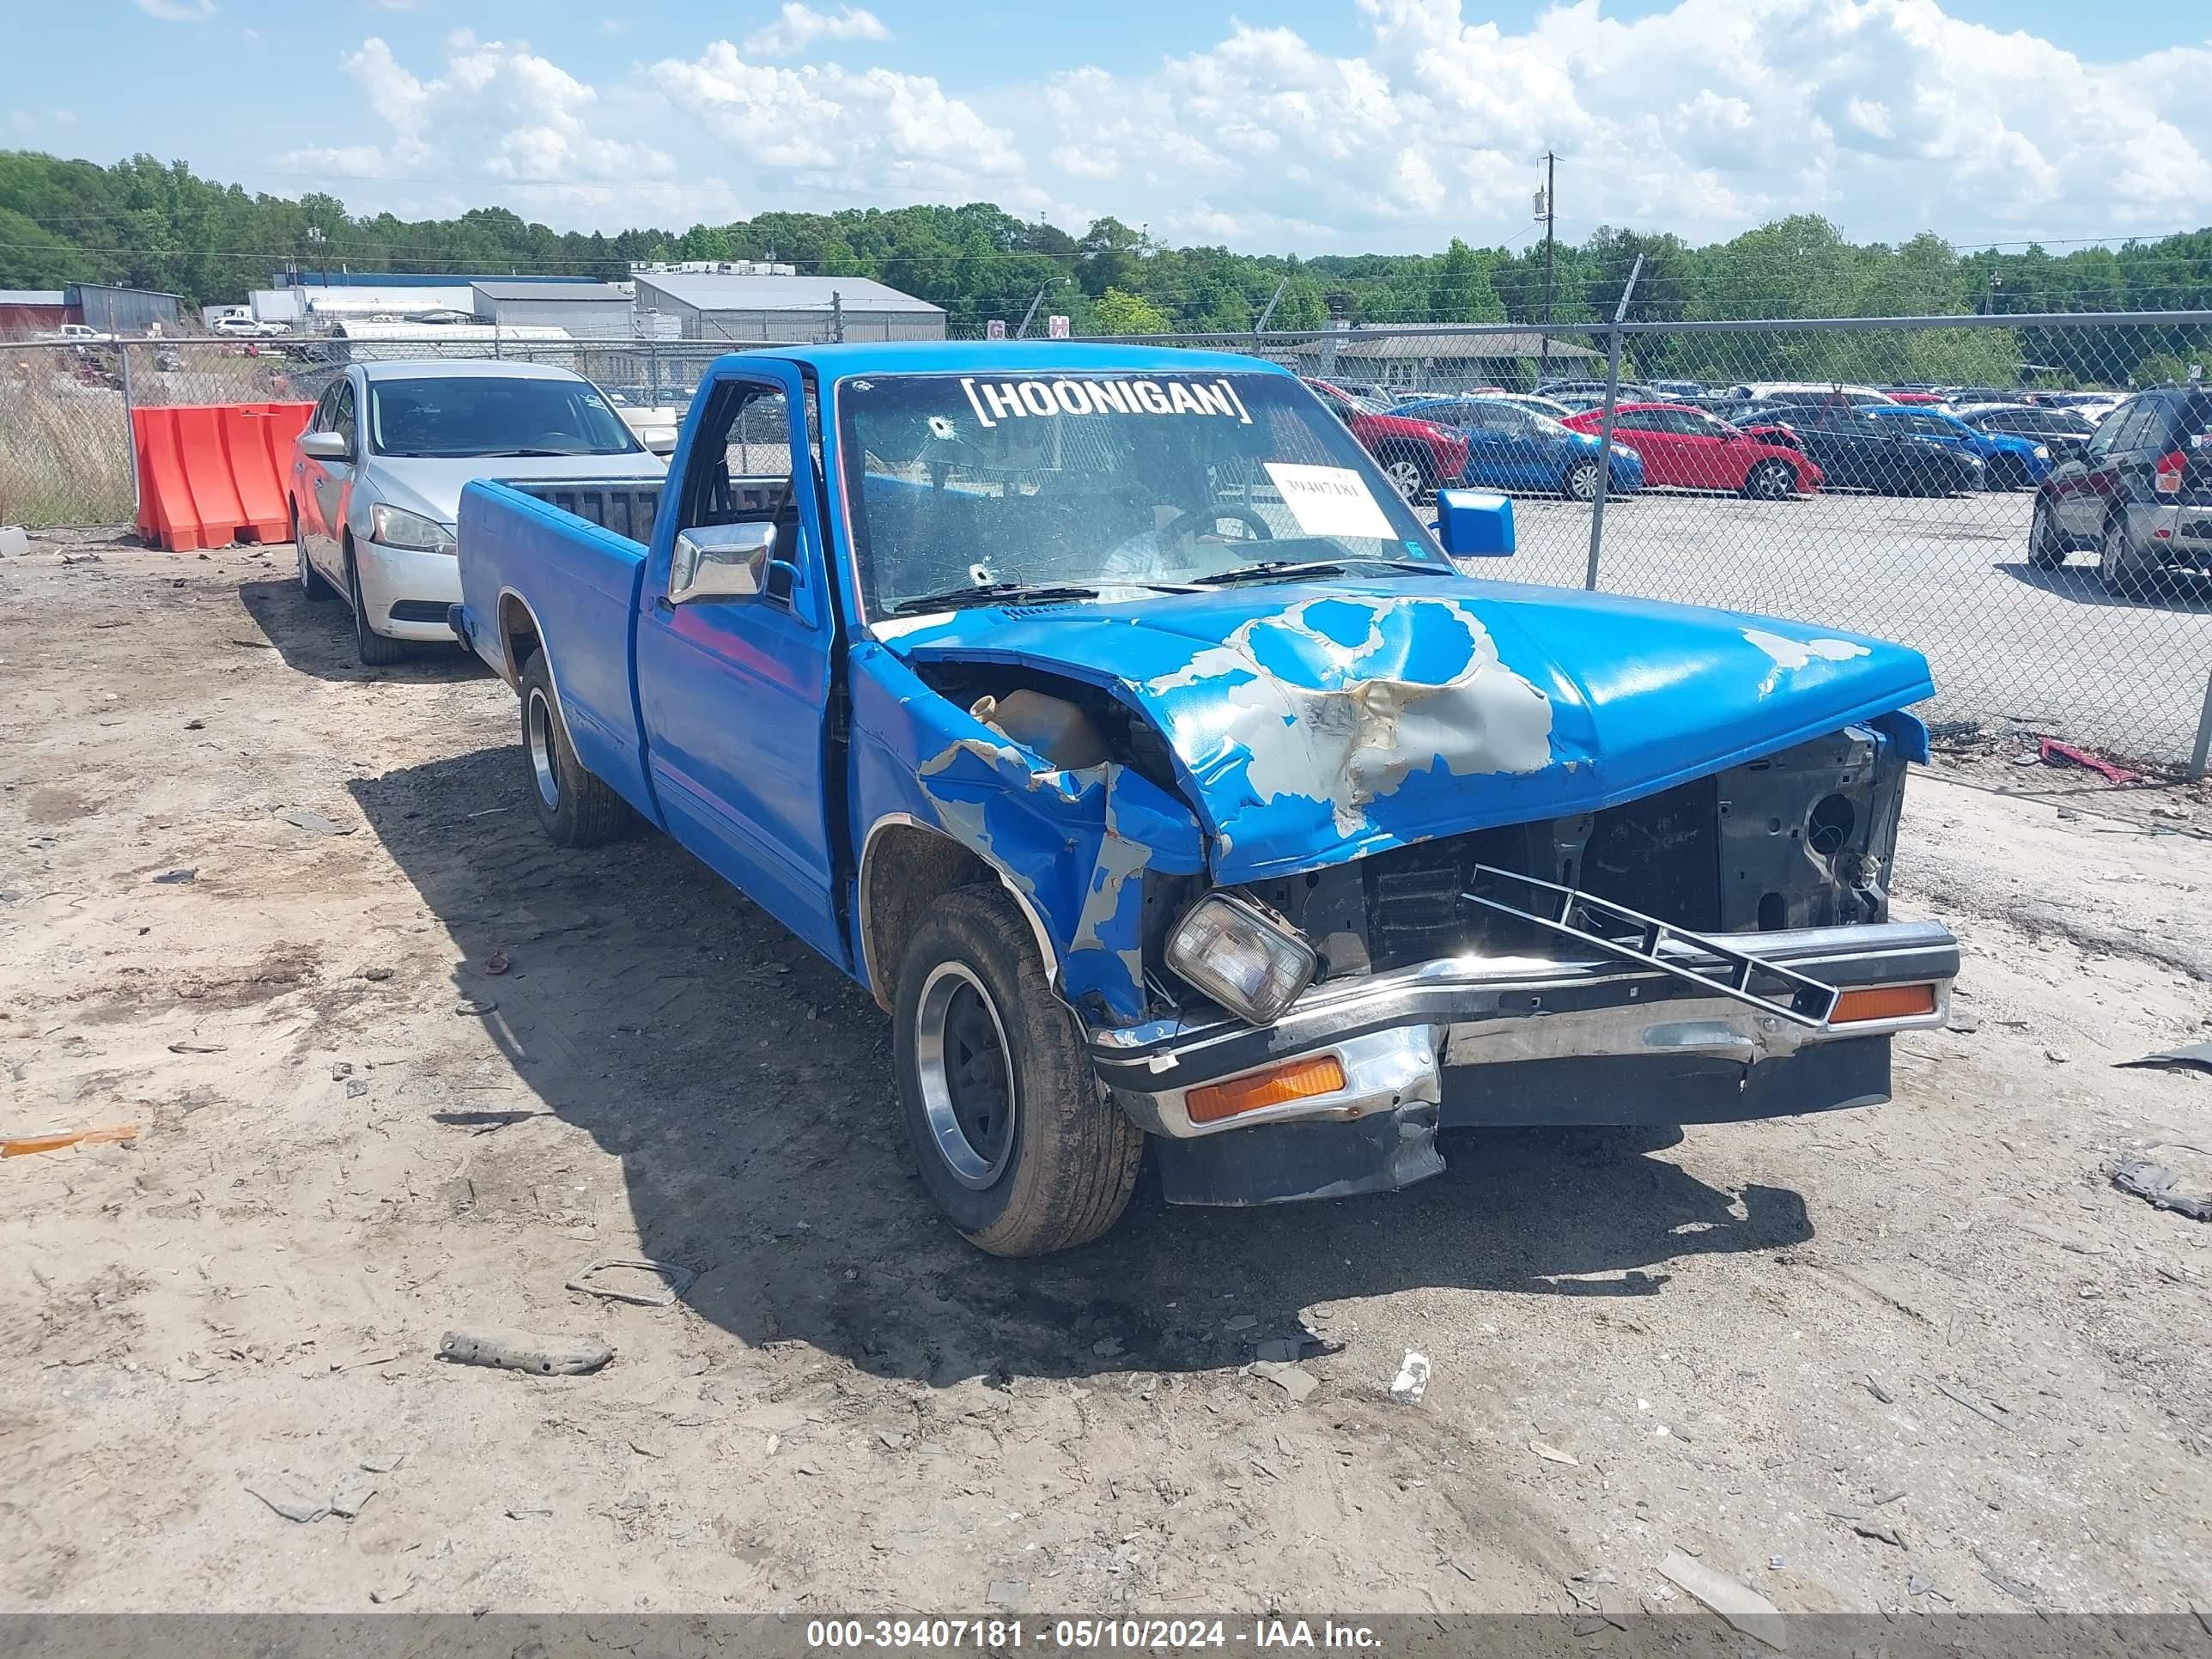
[261,2,2212,250]
[272,32,711,220]
[742,3,890,58]
[653,41,1018,198]
[136,0,215,19]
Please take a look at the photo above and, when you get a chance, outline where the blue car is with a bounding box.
[1863,404,2051,489]
[1397,397,1644,501]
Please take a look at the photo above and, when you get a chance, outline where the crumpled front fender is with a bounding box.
[847,642,1205,1024]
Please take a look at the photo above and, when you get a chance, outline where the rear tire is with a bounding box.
[518,650,631,847]
[2098,516,2158,601]
[345,543,405,665]
[1741,459,1795,501]
[295,506,335,601]
[893,885,1142,1257]
[2027,498,2066,569]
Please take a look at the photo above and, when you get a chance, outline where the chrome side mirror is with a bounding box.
[671,522,775,605]
[300,430,349,461]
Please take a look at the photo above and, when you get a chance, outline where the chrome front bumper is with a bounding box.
[1091,921,1957,1139]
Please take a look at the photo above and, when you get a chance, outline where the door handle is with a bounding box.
[653,596,675,615]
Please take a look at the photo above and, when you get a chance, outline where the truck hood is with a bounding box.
[364,450,665,526]
[884,574,1933,884]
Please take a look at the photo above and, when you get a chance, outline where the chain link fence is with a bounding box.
[3,316,2206,769]
[1110,313,2212,773]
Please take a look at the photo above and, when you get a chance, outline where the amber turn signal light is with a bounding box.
[1830,983,1938,1024]
[1187,1054,1348,1125]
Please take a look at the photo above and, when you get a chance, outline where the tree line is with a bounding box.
[5,149,2209,385]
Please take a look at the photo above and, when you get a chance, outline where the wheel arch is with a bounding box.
[858,814,1062,1014]
[495,585,548,690]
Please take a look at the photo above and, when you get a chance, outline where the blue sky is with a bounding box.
[9,1,2211,253]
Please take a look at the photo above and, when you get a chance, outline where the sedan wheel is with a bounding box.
[1563,459,1601,502]
[1743,459,1795,501]
[2027,500,2065,569]
[2098,519,2154,600]
[295,509,335,601]
[1382,456,1427,503]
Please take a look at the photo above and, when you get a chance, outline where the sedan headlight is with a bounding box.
[2033,444,2049,460]
[1165,892,1317,1025]
[369,504,457,555]
[1614,445,1640,462]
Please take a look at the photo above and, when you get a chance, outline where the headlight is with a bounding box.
[1614,445,1640,462]
[2033,444,2049,459]
[1165,892,1317,1025]
[369,504,457,555]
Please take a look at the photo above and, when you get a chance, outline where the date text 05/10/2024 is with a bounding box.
[803,1620,1382,1650]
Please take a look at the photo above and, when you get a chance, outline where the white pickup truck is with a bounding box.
[37,323,117,345]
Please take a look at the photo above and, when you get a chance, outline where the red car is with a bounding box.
[1561,403,1822,500]
[1303,378,1471,501]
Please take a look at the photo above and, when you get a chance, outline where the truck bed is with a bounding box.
[497,477,664,545]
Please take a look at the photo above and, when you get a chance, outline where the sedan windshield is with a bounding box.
[367,375,641,459]
[836,371,1449,616]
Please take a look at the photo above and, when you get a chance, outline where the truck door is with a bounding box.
[634,363,847,966]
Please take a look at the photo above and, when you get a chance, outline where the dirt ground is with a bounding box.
[3,539,2209,1620]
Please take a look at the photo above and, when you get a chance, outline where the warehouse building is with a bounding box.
[471,281,635,337]
[2,283,183,337]
[630,272,944,343]
[70,283,185,336]
[0,289,73,337]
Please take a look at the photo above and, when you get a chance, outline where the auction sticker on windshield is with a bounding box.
[1263,463,1396,540]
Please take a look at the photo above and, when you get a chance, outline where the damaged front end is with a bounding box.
[855,583,1957,1210]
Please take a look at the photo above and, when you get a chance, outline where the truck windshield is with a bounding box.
[367,375,640,459]
[836,370,1447,616]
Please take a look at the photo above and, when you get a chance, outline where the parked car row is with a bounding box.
[1315,379,2019,501]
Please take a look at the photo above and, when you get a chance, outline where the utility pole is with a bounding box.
[1255,277,1287,337]
[831,289,845,343]
[1536,153,1557,379]
[1015,284,1048,339]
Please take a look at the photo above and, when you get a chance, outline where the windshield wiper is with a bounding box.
[1189,557,1438,586]
[890,581,1103,615]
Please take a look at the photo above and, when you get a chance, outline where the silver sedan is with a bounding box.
[290,359,666,665]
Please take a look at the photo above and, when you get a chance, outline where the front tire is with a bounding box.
[894,886,1142,1257]
[345,542,405,665]
[517,651,630,847]
[1741,459,1795,501]
[1376,446,1432,504]
[1563,459,1601,502]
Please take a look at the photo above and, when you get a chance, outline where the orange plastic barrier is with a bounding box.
[131,402,313,552]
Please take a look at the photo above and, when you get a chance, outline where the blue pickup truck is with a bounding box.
[453,343,1957,1256]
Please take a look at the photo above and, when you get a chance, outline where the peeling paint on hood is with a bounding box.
[884,573,1935,884]
[1144,595,1554,836]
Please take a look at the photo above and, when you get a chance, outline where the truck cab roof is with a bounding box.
[726,341,1301,382]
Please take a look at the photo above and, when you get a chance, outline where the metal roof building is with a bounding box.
[471,281,635,337]
[68,283,185,336]
[631,272,945,343]
[0,289,74,338]
[1284,325,1602,393]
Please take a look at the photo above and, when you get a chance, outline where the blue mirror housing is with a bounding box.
[1431,489,1516,558]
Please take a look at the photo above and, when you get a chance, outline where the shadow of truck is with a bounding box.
[346,741,1813,1388]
